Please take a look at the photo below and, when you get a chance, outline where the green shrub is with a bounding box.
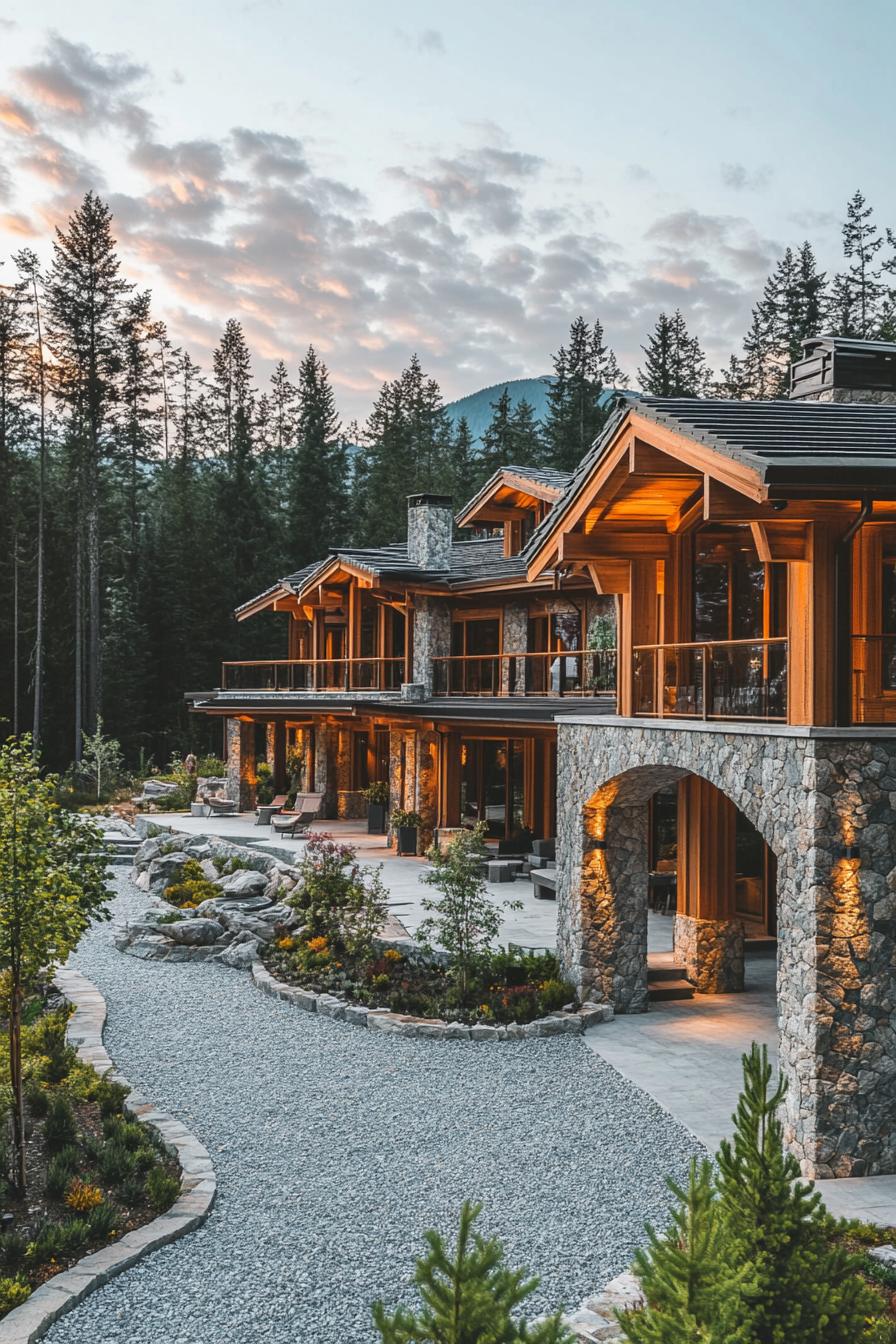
[97,1139,137,1185]
[44,1095,77,1153]
[85,1202,119,1241]
[55,1218,89,1258]
[535,978,570,1014]
[103,1116,146,1151]
[196,755,227,777]
[0,1234,26,1270]
[45,1146,79,1200]
[118,1175,146,1207]
[42,1039,78,1086]
[26,1222,64,1265]
[145,1166,180,1212]
[286,834,389,967]
[163,877,219,908]
[95,1078,130,1118]
[24,1081,48,1118]
[0,1275,31,1315]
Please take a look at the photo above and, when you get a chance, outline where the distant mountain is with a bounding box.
[443,376,553,444]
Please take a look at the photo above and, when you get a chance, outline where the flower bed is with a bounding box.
[0,992,181,1319]
[257,829,613,1039]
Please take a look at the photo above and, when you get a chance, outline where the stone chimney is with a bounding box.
[790,336,896,403]
[406,494,454,570]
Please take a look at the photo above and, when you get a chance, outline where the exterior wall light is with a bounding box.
[835,843,860,860]
[591,838,607,850]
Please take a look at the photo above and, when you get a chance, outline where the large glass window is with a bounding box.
[459,738,526,839]
[883,548,896,689]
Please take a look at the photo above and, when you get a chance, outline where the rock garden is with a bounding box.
[119,823,612,1040]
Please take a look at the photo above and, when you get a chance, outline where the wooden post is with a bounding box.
[618,559,658,716]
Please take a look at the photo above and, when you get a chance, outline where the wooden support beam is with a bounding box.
[749,520,810,563]
[559,529,670,562]
[585,560,630,594]
[666,486,704,535]
[629,438,702,477]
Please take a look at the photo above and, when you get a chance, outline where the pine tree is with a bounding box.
[450,415,478,508]
[45,192,132,745]
[638,310,708,397]
[544,316,624,472]
[287,345,347,563]
[712,354,749,400]
[479,386,516,477]
[715,1044,877,1343]
[831,190,884,338]
[740,306,777,399]
[509,397,543,467]
[620,1160,746,1344]
[372,1200,573,1344]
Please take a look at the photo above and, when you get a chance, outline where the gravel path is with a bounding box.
[47,873,705,1344]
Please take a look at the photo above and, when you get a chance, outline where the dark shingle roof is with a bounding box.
[524,394,896,564]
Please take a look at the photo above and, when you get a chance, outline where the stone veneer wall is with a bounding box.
[412,597,452,695]
[225,718,256,810]
[673,913,744,993]
[556,719,896,1179]
[502,601,529,694]
[406,496,453,569]
[414,729,440,852]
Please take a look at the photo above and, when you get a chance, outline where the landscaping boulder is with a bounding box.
[147,852,193,896]
[216,938,260,970]
[217,869,268,900]
[166,918,224,947]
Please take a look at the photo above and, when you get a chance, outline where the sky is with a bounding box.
[1,0,895,420]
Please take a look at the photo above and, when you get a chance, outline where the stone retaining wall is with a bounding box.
[251,960,614,1041]
[0,970,215,1344]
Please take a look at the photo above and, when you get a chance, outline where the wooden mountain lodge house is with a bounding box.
[189,335,896,1180]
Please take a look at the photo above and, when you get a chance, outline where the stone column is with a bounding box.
[314,725,338,818]
[501,601,528,694]
[674,775,744,993]
[414,730,440,853]
[225,718,256,811]
[556,788,649,1012]
[411,597,452,696]
[265,722,276,765]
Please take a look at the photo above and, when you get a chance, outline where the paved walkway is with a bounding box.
[143,811,896,1226]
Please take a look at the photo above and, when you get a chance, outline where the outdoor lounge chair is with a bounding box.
[270,792,324,837]
[255,794,288,826]
[202,793,239,817]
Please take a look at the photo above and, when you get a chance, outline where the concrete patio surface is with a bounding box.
[143,809,896,1227]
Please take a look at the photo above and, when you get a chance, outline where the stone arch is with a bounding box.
[555,719,896,1179]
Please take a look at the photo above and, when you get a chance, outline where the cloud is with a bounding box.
[721,162,773,192]
[388,145,545,233]
[0,94,36,136]
[15,33,151,138]
[626,163,654,184]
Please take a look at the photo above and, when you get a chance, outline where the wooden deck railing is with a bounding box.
[431,649,617,697]
[221,658,405,692]
[632,638,788,721]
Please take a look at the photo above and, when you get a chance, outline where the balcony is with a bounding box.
[851,635,896,725]
[221,658,404,693]
[632,639,788,722]
[431,650,617,697]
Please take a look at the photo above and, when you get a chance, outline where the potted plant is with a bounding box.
[362,781,390,834]
[390,807,423,856]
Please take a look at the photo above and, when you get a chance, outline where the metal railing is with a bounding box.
[851,635,896,724]
[221,657,405,692]
[431,649,617,697]
[632,638,788,721]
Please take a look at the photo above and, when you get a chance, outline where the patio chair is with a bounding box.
[270,792,324,837]
[202,793,239,817]
[255,793,288,827]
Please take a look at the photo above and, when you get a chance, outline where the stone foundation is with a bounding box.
[556,718,896,1177]
[673,913,744,993]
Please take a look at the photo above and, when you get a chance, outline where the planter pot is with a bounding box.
[367,802,387,834]
[396,825,418,856]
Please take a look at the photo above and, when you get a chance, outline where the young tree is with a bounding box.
[373,1200,573,1344]
[78,716,125,800]
[715,1044,876,1343]
[0,738,109,1192]
[418,825,518,1006]
[479,386,515,477]
[638,311,709,397]
[449,415,478,507]
[621,1160,746,1344]
[544,316,624,472]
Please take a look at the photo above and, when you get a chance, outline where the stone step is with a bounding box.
[647,965,686,983]
[648,978,694,1002]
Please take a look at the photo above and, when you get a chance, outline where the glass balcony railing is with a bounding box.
[632,639,788,722]
[220,658,404,692]
[431,649,617,697]
[851,635,896,724]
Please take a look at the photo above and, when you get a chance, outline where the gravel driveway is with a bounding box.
[47,873,704,1344]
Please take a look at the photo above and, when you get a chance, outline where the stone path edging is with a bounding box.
[0,969,216,1344]
[251,960,614,1040]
